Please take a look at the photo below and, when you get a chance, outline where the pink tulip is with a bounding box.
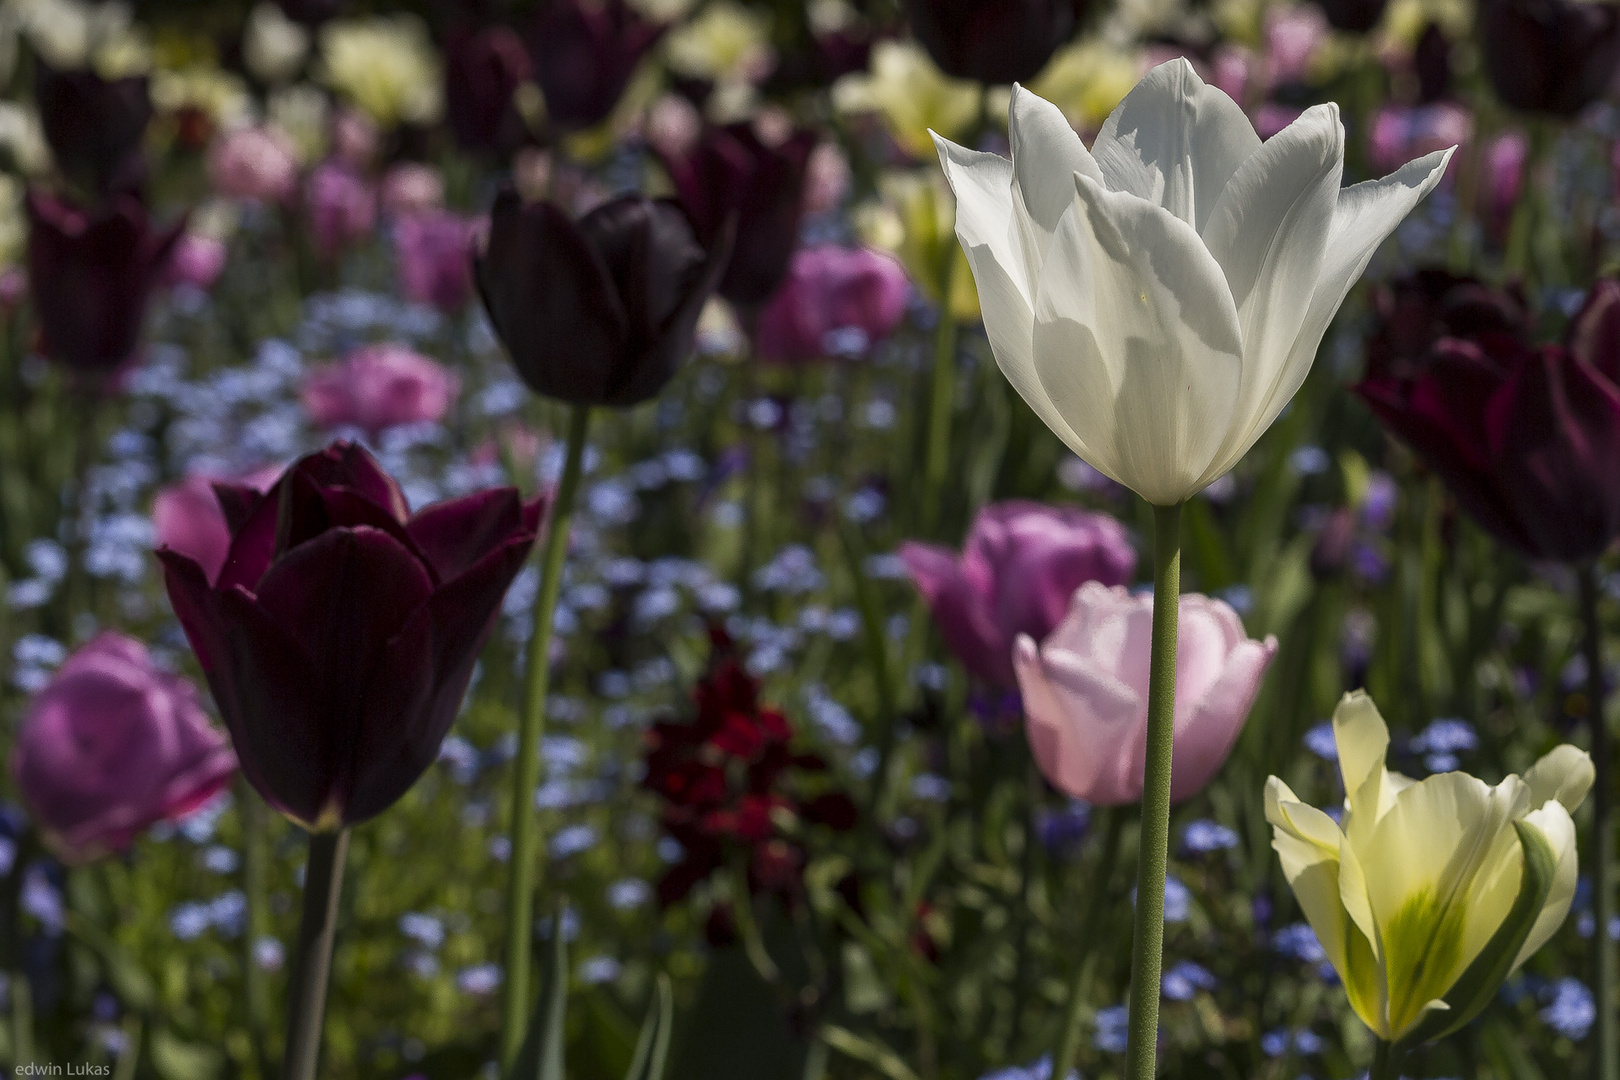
[301,342,460,436]
[754,245,911,362]
[1488,131,1530,229]
[900,501,1137,687]
[208,125,300,204]
[151,467,279,585]
[1264,5,1328,85]
[12,633,237,863]
[305,159,377,257]
[381,162,445,216]
[393,210,480,311]
[162,233,228,290]
[1015,583,1277,806]
[1368,102,1471,176]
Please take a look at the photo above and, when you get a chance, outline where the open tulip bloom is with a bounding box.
[934,60,1453,1078]
[1268,692,1591,1073]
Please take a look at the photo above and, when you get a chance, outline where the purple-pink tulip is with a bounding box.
[162,233,228,291]
[754,245,910,362]
[12,633,237,863]
[393,211,480,312]
[301,343,459,437]
[900,501,1137,688]
[305,159,377,258]
[152,467,280,585]
[1015,583,1277,805]
[208,125,300,204]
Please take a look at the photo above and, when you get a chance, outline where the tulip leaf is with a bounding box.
[621,974,674,1080]
[1395,819,1556,1049]
[509,919,569,1080]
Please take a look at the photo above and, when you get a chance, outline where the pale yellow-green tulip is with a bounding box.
[856,171,980,322]
[833,40,981,161]
[1267,691,1591,1045]
[318,15,443,130]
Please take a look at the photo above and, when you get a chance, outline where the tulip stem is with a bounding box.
[1122,501,1182,1080]
[1369,1039,1405,1080]
[1581,564,1617,1080]
[241,784,274,1080]
[921,260,957,535]
[281,828,349,1080]
[1050,806,1127,1080]
[499,402,590,1071]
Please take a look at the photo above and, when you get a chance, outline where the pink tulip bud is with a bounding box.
[301,343,460,437]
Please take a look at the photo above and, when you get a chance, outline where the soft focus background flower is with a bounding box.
[318,14,444,130]
[300,343,460,437]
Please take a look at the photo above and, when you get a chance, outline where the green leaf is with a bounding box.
[508,918,569,1080]
[622,974,674,1080]
[817,1025,921,1080]
[148,1029,222,1080]
[1395,820,1557,1049]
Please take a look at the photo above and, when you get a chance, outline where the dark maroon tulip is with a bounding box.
[1356,282,1620,562]
[1481,0,1620,116]
[1312,0,1387,32]
[1364,268,1527,381]
[1414,23,1452,103]
[444,24,532,154]
[158,443,543,830]
[660,122,816,309]
[275,0,341,25]
[35,62,151,196]
[26,191,183,377]
[901,0,1081,84]
[531,0,664,131]
[474,187,730,407]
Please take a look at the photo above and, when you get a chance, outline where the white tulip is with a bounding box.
[933,59,1453,505]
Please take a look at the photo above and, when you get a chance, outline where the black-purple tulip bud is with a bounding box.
[901,0,1082,84]
[474,188,731,407]
[531,0,664,132]
[1312,0,1388,32]
[444,24,533,154]
[1481,0,1620,117]
[34,61,152,197]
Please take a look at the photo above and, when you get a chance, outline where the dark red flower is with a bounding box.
[1364,268,1527,382]
[1356,280,1620,563]
[901,0,1082,84]
[34,62,151,197]
[530,0,664,132]
[660,122,816,309]
[475,187,730,406]
[26,192,183,378]
[443,24,533,154]
[1480,0,1620,116]
[158,443,543,829]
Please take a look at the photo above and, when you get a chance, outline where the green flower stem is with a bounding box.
[499,402,591,1070]
[281,828,349,1080]
[241,784,274,1080]
[1581,565,1617,1080]
[1122,501,1183,1080]
[730,858,780,985]
[921,258,958,535]
[1051,806,1127,1079]
[1370,1039,1405,1080]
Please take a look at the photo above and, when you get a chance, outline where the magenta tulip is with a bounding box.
[305,159,377,257]
[1015,583,1277,805]
[301,343,460,437]
[900,501,1137,687]
[393,211,479,312]
[13,633,237,863]
[158,442,542,829]
[754,245,911,362]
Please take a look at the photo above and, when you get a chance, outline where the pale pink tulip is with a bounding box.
[162,233,228,290]
[208,125,300,204]
[300,342,459,436]
[1015,582,1277,805]
[381,162,445,216]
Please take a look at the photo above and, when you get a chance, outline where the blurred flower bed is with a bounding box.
[0,0,1618,1077]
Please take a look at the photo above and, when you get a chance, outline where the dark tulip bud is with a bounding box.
[275,0,341,25]
[1365,268,1527,381]
[1312,0,1387,32]
[34,62,152,198]
[901,0,1082,84]
[531,0,664,132]
[444,24,533,154]
[26,191,183,378]
[475,187,731,407]
[158,442,544,830]
[660,122,816,309]
[1481,0,1620,116]
[1413,23,1452,103]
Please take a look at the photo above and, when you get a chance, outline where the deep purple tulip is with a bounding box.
[1356,281,1620,563]
[1311,0,1387,32]
[660,122,816,309]
[1414,22,1453,103]
[474,187,730,407]
[899,501,1137,687]
[1364,268,1527,381]
[35,62,152,197]
[26,191,183,377]
[158,443,543,829]
[531,0,664,132]
[1480,0,1620,116]
[13,633,237,864]
[754,245,911,363]
[444,24,533,154]
[900,0,1082,84]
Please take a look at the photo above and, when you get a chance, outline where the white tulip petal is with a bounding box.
[1514,802,1580,970]
[1212,146,1454,472]
[1524,744,1595,813]
[1091,57,1261,232]
[1008,84,1105,285]
[933,132,1099,465]
[1197,104,1345,481]
[1030,175,1244,504]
